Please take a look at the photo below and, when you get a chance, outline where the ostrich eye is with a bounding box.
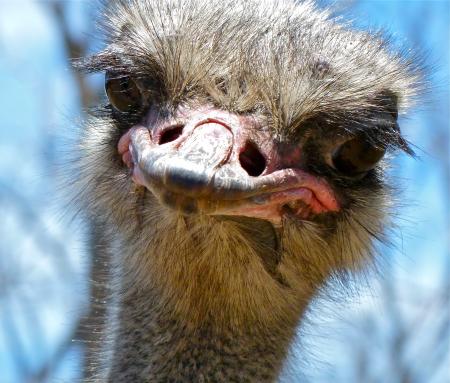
[105,73,142,112]
[332,136,385,176]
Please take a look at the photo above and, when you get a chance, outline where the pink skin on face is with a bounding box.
[117,106,339,224]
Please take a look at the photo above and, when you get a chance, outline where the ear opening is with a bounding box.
[376,90,399,120]
[374,90,416,156]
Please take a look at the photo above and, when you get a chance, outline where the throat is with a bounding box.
[109,282,296,382]
[215,215,287,285]
[107,214,309,382]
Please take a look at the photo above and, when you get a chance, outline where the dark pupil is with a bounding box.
[333,137,385,176]
[106,77,141,112]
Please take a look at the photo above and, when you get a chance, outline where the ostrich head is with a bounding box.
[74,0,420,378]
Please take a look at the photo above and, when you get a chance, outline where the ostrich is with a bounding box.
[74,0,420,381]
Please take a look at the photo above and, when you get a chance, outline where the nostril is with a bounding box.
[239,141,266,177]
[159,125,184,145]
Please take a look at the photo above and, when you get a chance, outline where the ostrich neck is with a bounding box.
[106,217,315,382]
[108,285,299,382]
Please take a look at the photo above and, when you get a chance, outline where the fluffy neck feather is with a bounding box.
[105,214,318,382]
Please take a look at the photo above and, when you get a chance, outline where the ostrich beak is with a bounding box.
[118,109,339,224]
